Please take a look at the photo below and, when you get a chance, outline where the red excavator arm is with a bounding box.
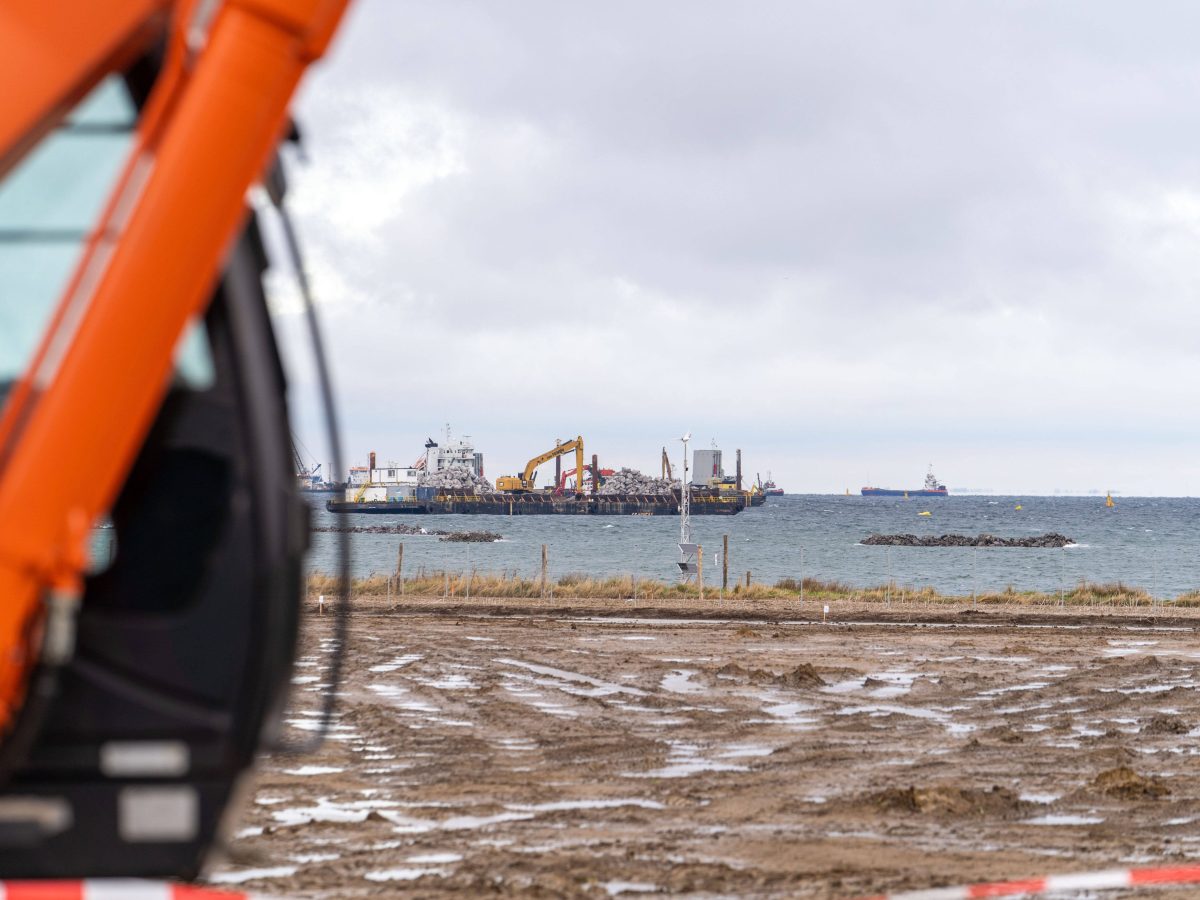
[0,0,347,743]
[0,0,351,883]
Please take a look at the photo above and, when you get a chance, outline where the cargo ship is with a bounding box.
[861,465,949,497]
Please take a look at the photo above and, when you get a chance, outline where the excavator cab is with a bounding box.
[0,0,351,881]
[1,71,301,880]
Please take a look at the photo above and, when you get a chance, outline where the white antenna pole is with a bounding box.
[678,433,695,582]
[680,433,691,545]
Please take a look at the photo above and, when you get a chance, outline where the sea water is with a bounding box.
[304,494,1200,597]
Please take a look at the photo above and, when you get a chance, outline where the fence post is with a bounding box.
[722,534,729,592]
[386,575,392,608]
[541,544,548,599]
[886,547,891,607]
[745,570,751,588]
[399,543,405,602]
[800,546,804,604]
[698,545,704,600]
[444,571,449,600]
[972,546,977,606]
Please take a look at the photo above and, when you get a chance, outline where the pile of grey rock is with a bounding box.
[862,533,1074,548]
[418,465,496,495]
[598,467,678,495]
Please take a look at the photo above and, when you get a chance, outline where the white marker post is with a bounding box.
[319,594,325,616]
[823,603,829,624]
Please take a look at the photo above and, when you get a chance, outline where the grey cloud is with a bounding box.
[277,0,1200,494]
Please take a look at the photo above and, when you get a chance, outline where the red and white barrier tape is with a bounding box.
[858,864,1200,899]
[0,881,281,900]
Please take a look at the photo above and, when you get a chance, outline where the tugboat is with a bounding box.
[762,471,784,496]
[862,465,949,497]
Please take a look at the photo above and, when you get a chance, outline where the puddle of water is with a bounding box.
[822,678,867,694]
[718,744,775,758]
[835,704,947,721]
[370,654,423,673]
[1019,792,1060,804]
[290,852,340,863]
[621,636,657,641]
[498,658,646,697]
[624,741,750,779]
[408,852,463,864]
[978,683,1050,696]
[273,798,400,827]
[1023,814,1104,825]
[763,701,820,727]
[508,798,665,812]
[605,881,658,896]
[437,812,536,831]
[365,868,445,882]
[281,766,343,776]
[210,866,297,884]
[661,669,705,694]
[417,674,478,690]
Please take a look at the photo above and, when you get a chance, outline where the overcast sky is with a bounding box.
[271,1,1200,496]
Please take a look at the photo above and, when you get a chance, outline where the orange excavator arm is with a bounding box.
[0,0,350,733]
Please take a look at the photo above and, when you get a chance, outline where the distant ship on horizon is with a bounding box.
[862,465,949,498]
[762,471,784,496]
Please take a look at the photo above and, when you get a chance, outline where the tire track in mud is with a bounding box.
[212,606,1200,898]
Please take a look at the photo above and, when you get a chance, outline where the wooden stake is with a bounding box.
[541,544,548,599]
[722,534,729,591]
[698,545,704,600]
[745,570,751,588]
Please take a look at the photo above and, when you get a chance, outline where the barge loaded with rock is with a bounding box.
[327,431,761,515]
[326,486,747,515]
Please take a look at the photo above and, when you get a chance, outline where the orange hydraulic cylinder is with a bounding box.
[0,0,348,730]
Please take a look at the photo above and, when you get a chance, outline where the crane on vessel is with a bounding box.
[497,436,585,494]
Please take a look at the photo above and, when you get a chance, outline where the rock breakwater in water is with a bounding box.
[861,533,1074,548]
[314,524,501,542]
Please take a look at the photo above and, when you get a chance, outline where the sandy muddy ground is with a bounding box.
[208,599,1200,898]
